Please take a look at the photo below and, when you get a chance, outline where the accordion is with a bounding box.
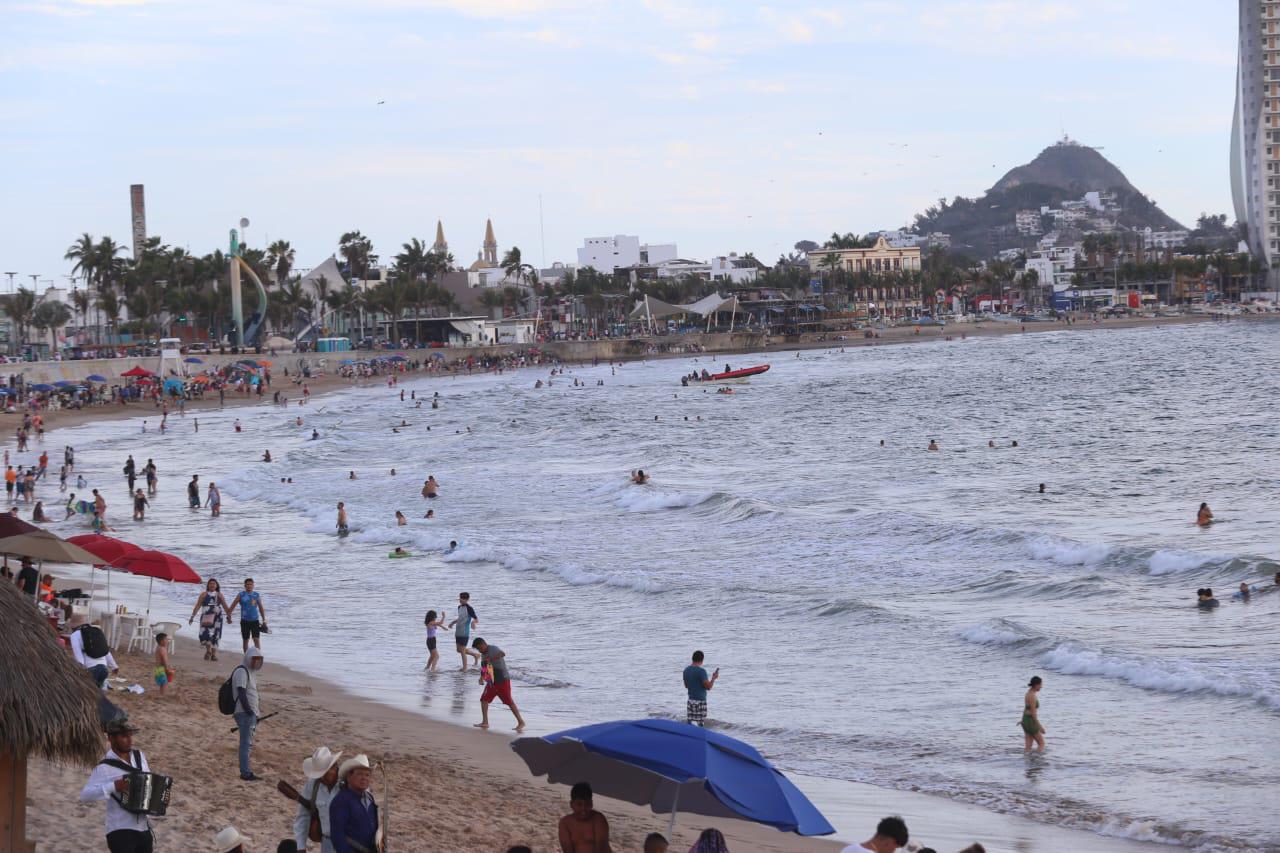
[115,771,173,816]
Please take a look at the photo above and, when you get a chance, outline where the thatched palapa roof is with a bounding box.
[0,580,103,764]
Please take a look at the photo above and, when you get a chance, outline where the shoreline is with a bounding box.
[2,312,1225,435]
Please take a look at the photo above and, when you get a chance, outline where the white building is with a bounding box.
[1015,210,1043,235]
[1136,227,1190,250]
[577,236,677,273]
[709,254,760,284]
[1025,246,1079,292]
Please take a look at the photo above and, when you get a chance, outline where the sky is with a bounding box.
[0,0,1237,287]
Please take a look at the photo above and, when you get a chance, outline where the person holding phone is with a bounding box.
[683,650,719,727]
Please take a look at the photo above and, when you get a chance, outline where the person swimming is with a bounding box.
[336,501,349,536]
[927,440,939,451]
[1236,581,1252,601]
[349,471,357,480]
[395,510,407,526]
[262,450,272,462]
[1196,502,1213,526]
[1038,483,1046,493]
[1196,588,1219,608]
[445,540,458,554]
[311,429,320,440]
[422,476,438,498]
[631,469,649,485]
[424,509,435,519]
[390,546,410,557]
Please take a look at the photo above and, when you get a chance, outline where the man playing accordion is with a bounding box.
[79,717,163,852]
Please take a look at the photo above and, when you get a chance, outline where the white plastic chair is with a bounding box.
[151,621,181,653]
[125,618,153,654]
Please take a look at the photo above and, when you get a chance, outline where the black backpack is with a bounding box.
[217,665,246,715]
[78,625,109,659]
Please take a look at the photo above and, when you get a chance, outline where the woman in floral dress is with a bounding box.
[188,578,232,660]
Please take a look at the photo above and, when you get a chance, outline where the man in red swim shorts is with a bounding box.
[471,637,526,732]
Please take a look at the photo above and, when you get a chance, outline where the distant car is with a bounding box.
[187,342,211,354]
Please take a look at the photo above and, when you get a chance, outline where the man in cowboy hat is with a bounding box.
[79,717,155,853]
[329,755,379,853]
[213,825,249,852]
[293,747,343,852]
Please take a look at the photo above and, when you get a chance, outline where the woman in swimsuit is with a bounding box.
[1021,676,1045,752]
[1196,502,1213,526]
[395,510,407,526]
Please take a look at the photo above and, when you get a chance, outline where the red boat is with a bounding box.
[685,364,770,383]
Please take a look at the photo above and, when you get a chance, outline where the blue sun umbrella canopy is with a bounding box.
[511,718,835,837]
[183,356,204,364]
[30,383,54,392]
[163,378,185,394]
[53,380,77,387]
[86,374,108,382]
[387,355,408,362]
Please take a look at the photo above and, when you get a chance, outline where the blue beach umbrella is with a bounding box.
[183,356,204,364]
[86,374,108,382]
[53,380,76,387]
[30,383,54,392]
[387,355,407,362]
[163,378,184,394]
[512,718,835,838]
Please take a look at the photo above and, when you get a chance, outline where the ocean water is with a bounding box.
[38,321,1280,852]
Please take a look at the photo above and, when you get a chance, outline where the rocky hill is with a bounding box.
[912,140,1184,257]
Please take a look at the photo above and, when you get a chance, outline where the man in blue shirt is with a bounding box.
[330,754,379,853]
[227,578,268,653]
[682,650,719,727]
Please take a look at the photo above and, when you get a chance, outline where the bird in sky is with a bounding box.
[377,100,386,105]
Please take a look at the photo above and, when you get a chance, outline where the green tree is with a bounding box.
[1,288,37,354]
[265,240,296,286]
[339,231,375,281]
[32,300,72,354]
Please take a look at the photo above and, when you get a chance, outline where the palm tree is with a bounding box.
[70,289,91,341]
[339,231,374,281]
[373,278,412,344]
[95,289,123,345]
[265,240,296,287]
[65,233,98,294]
[1,288,37,355]
[501,247,523,286]
[394,238,430,282]
[32,300,72,355]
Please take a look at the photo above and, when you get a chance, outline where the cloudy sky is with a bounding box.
[1,0,1235,284]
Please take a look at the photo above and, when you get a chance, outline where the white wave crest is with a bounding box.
[1040,644,1280,711]
[613,488,714,512]
[1024,535,1112,566]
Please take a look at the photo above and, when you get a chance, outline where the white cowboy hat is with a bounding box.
[213,825,249,852]
[302,746,343,779]
[338,753,371,779]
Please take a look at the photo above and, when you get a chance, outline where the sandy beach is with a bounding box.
[26,642,846,853]
[26,634,1169,853]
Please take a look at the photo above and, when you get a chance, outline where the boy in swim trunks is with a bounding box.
[153,633,174,696]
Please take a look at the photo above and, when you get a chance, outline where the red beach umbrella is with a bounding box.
[66,534,146,609]
[121,365,154,377]
[66,534,144,566]
[116,550,202,618]
[0,514,40,538]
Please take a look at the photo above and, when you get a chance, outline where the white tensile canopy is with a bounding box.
[629,293,742,330]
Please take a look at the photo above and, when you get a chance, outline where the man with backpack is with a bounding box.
[79,717,154,852]
[222,647,265,781]
[71,622,118,688]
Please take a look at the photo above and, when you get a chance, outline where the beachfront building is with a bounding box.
[577,236,678,273]
[709,253,761,284]
[1233,0,1280,293]
[1016,209,1043,235]
[806,236,922,276]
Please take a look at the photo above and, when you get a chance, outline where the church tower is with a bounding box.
[482,218,498,266]
[432,219,448,255]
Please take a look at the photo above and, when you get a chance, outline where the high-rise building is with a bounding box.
[1233,1,1280,288]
